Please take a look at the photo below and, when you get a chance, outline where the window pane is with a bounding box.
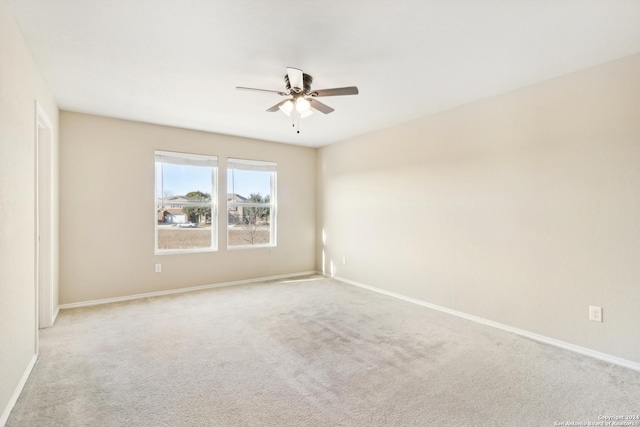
[156,151,217,253]
[160,163,212,199]
[157,226,212,250]
[227,169,271,202]
[228,207,271,246]
[227,158,276,248]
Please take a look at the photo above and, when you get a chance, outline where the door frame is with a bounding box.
[35,101,54,333]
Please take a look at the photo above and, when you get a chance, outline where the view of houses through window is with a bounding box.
[155,152,276,252]
[155,151,217,253]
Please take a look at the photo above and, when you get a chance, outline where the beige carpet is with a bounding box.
[7,275,640,426]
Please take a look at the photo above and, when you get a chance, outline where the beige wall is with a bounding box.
[0,0,59,418]
[317,53,640,364]
[59,112,316,304]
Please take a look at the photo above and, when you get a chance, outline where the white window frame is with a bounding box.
[155,150,218,254]
[227,158,277,249]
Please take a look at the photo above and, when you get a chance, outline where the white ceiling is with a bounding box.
[9,0,640,147]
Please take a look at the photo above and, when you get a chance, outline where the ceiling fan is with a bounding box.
[236,67,358,131]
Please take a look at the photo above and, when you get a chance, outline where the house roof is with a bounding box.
[162,209,186,216]
[8,1,640,147]
[227,193,247,202]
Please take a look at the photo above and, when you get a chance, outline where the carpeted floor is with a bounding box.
[7,275,640,426]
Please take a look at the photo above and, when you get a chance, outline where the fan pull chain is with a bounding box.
[293,111,301,134]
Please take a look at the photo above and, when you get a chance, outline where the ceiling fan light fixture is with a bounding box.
[295,97,311,113]
[279,100,293,116]
[237,67,359,131]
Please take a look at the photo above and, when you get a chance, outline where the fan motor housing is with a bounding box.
[285,73,313,94]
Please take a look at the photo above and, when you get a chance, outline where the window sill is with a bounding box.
[227,244,276,251]
[155,247,217,256]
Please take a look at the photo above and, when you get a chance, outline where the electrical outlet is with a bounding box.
[155,264,162,273]
[589,305,602,322]
[342,257,347,265]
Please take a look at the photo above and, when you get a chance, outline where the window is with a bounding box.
[227,158,277,248]
[155,151,217,253]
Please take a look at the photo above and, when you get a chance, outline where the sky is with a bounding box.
[155,163,271,199]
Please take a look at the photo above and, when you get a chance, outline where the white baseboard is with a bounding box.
[59,271,318,310]
[52,306,60,324]
[0,354,38,427]
[332,275,640,373]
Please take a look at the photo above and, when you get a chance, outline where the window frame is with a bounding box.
[155,150,218,255]
[227,158,277,250]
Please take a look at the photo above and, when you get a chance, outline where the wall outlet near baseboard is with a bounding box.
[155,264,162,273]
[589,305,602,322]
[342,257,347,265]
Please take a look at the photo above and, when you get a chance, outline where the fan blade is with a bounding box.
[237,86,286,96]
[309,98,335,114]
[311,86,359,97]
[266,99,291,112]
[287,67,304,91]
